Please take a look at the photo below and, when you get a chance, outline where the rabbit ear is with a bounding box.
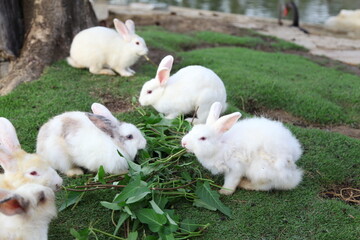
[158,55,174,70]
[86,113,115,138]
[0,191,28,216]
[125,19,135,34]
[0,118,21,172]
[91,103,119,123]
[213,112,241,134]
[114,18,131,42]
[0,117,21,152]
[156,55,174,86]
[206,102,223,125]
[0,148,18,173]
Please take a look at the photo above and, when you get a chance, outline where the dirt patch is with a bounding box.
[253,108,360,140]
[135,47,181,68]
[256,109,307,127]
[95,92,134,113]
[320,184,360,205]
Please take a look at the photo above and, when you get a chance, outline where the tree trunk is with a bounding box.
[0,0,98,95]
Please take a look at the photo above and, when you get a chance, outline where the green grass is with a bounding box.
[194,31,265,47]
[0,26,359,239]
[178,47,360,125]
[139,26,199,52]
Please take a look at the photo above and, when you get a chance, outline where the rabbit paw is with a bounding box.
[99,69,116,75]
[126,68,135,74]
[89,67,116,75]
[118,69,135,77]
[219,188,235,195]
[66,168,84,177]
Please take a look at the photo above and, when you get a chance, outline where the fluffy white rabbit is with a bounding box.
[67,18,148,76]
[139,55,227,124]
[36,103,147,177]
[0,118,63,191]
[0,183,57,240]
[181,102,303,195]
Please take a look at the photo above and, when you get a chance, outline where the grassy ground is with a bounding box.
[0,26,359,239]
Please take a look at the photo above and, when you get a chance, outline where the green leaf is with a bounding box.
[100,201,122,211]
[59,191,84,212]
[195,181,232,218]
[94,165,106,184]
[123,206,134,218]
[165,213,178,227]
[159,233,175,240]
[180,218,199,233]
[128,231,138,240]
[70,228,90,240]
[125,157,142,176]
[144,236,158,240]
[114,213,130,236]
[150,200,164,214]
[114,175,150,204]
[154,195,168,209]
[193,199,217,211]
[181,171,192,181]
[135,208,167,233]
[127,189,151,204]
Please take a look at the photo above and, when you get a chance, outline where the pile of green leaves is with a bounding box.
[63,108,231,240]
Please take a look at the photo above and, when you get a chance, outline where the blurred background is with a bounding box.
[100,0,360,24]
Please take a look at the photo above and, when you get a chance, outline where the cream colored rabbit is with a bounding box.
[0,117,63,191]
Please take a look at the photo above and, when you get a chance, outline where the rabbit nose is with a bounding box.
[181,141,187,148]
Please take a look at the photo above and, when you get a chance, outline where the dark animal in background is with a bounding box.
[278,1,309,34]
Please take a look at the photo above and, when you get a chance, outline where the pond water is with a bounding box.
[110,0,360,24]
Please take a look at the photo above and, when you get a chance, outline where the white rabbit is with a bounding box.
[0,183,57,240]
[138,55,227,124]
[67,18,148,76]
[36,103,147,177]
[0,117,63,191]
[181,102,303,195]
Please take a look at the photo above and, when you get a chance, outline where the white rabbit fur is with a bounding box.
[36,103,146,177]
[0,183,57,240]
[67,18,148,76]
[139,55,227,124]
[181,102,303,195]
[0,117,63,191]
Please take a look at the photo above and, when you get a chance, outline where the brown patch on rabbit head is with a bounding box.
[86,113,116,138]
[61,117,81,138]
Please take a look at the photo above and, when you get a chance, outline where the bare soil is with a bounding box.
[91,90,133,113]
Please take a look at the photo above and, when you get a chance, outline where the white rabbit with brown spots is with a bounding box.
[36,103,146,177]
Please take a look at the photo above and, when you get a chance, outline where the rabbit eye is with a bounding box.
[147,90,152,94]
[126,134,133,140]
[199,137,207,141]
[135,41,140,45]
[30,171,39,176]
